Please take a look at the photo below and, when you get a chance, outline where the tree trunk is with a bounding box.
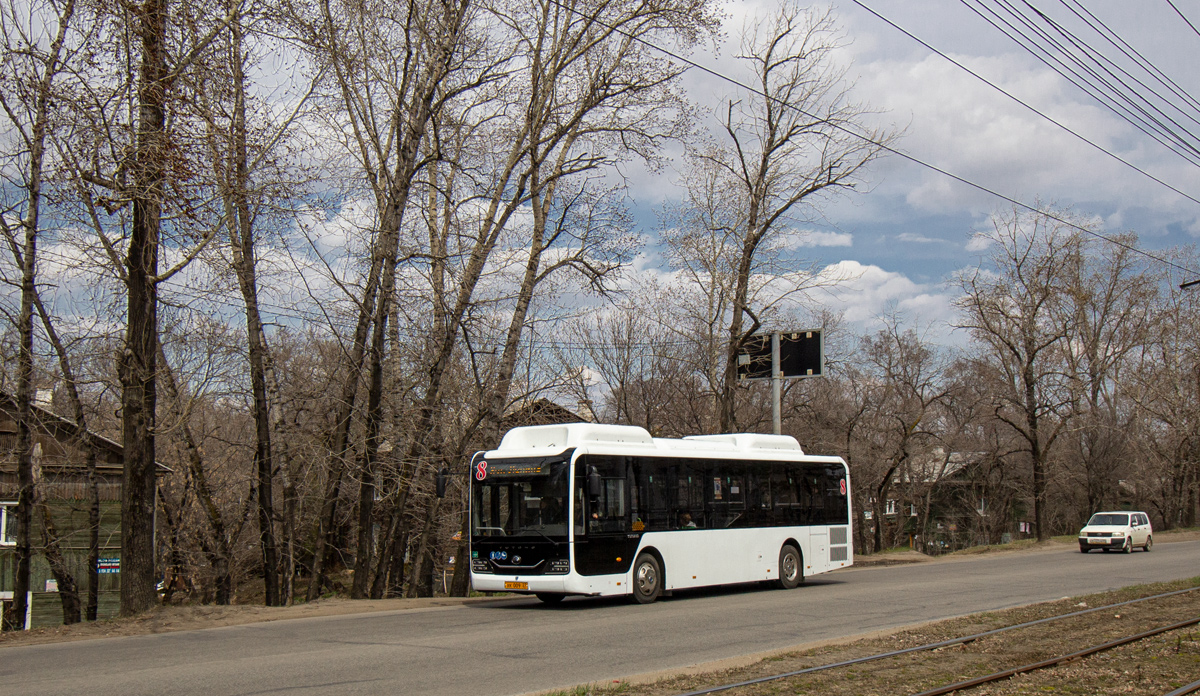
[222,8,279,605]
[307,457,347,601]
[5,170,36,633]
[386,524,409,598]
[38,510,83,625]
[159,346,235,604]
[0,0,76,635]
[350,0,469,594]
[305,248,381,602]
[86,446,100,621]
[371,500,407,599]
[406,499,441,598]
[120,0,169,617]
[448,507,470,597]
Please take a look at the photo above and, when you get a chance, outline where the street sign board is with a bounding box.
[736,330,823,380]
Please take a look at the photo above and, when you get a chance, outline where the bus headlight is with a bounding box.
[548,559,570,574]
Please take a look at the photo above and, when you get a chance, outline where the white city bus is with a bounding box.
[469,423,852,603]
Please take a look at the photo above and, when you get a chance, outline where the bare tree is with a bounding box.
[197,0,324,606]
[0,0,78,630]
[695,3,889,432]
[156,341,241,604]
[349,0,719,598]
[854,318,949,551]
[51,0,241,615]
[955,206,1082,541]
[289,0,478,600]
[1130,253,1200,529]
[1057,233,1158,517]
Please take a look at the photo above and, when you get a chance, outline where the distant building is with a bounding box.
[0,391,167,628]
[501,397,595,430]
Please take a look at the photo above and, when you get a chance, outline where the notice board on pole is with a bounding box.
[736,329,823,381]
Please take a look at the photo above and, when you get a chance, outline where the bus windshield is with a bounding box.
[472,459,570,538]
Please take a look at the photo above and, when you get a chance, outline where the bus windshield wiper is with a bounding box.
[519,528,563,546]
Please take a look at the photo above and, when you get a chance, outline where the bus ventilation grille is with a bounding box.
[830,547,849,562]
[830,527,848,545]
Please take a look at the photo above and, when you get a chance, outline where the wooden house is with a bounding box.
[0,391,162,627]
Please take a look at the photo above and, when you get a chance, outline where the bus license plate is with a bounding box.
[504,581,528,590]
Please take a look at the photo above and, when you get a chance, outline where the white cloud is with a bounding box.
[813,260,960,344]
[775,229,854,249]
[897,232,939,244]
[965,233,991,252]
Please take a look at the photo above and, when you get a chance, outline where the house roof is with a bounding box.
[900,448,983,484]
[0,391,172,474]
[501,397,594,427]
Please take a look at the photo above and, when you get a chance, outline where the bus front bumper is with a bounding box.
[470,574,593,596]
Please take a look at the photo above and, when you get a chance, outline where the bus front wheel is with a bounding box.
[536,593,564,604]
[632,553,662,604]
[778,545,803,589]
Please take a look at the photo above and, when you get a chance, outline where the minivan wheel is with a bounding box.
[1143,536,1153,552]
[1122,538,1133,554]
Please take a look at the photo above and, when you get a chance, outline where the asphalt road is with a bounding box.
[6,540,1198,696]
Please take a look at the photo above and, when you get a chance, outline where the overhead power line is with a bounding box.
[958,0,1200,168]
[538,0,1200,279]
[1062,0,1200,118]
[1165,0,1200,42]
[852,0,1200,209]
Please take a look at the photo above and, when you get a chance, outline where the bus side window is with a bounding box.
[638,458,670,531]
[598,477,627,533]
[581,455,629,534]
[775,467,799,526]
[826,465,849,525]
[676,462,704,528]
[627,457,640,529]
[744,464,770,527]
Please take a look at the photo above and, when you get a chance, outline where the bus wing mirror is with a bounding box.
[436,467,450,498]
[587,466,602,498]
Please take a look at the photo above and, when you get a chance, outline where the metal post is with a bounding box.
[771,332,781,435]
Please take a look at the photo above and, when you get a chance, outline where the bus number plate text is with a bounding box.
[504,581,528,590]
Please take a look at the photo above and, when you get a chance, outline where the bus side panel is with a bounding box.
[651,528,798,591]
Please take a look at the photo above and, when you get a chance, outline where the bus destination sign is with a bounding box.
[482,462,548,476]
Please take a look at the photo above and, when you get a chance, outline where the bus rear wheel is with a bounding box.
[632,553,662,604]
[778,545,803,589]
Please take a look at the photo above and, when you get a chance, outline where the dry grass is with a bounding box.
[548,577,1200,696]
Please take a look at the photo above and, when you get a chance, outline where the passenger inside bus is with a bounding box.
[678,512,696,529]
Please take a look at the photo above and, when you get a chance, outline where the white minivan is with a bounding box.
[1078,511,1153,553]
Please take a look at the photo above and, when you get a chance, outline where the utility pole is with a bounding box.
[771,332,782,435]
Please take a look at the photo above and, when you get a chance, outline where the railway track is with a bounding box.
[674,586,1200,696]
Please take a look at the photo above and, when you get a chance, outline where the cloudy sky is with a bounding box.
[19,1,1200,352]
[636,0,1200,342]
